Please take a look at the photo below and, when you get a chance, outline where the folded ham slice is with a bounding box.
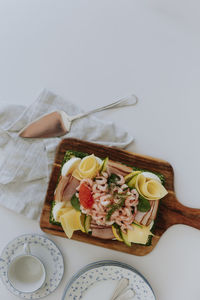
[134,211,147,223]
[141,201,155,226]
[54,175,71,202]
[62,177,80,202]
[91,226,114,240]
[54,175,80,203]
[134,200,159,226]
[107,160,133,177]
[147,200,159,226]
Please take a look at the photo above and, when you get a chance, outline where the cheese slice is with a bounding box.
[136,174,168,200]
[56,207,73,223]
[60,209,82,239]
[72,168,84,181]
[127,222,153,245]
[78,154,98,178]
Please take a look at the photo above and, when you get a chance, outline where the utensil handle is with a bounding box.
[163,192,200,230]
[23,243,31,255]
[70,94,138,121]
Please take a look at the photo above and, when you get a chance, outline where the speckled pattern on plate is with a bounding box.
[0,234,64,299]
[62,260,156,300]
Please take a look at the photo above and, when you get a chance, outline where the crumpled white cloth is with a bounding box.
[0,90,133,219]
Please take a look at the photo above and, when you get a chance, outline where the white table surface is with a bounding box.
[0,1,200,299]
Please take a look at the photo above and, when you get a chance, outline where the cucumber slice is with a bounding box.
[100,157,109,173]
[127,173,140,188]
[84,215,92,233]
[80,213,86,233]
[112,225,123,242]
[119,229,131,247]
[124,171,141,183]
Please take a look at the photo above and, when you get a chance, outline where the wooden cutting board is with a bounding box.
[40,138,200,256]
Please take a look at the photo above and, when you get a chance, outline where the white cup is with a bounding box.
[7,243,46,293]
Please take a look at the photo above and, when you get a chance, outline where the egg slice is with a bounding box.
[95,156,103,168]
[52,202,65,221]
[141,172,161,183]
[61,157,81,177]
[52,202,73,222]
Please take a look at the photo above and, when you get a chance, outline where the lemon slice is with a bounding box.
[60,209,82,239]
[61,157,81,176]
[112,226,123,242]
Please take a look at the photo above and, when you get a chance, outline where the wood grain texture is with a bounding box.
[40,138,200,256]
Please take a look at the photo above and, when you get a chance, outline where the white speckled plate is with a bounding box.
[62,260,156,300]
[0,234,64,299]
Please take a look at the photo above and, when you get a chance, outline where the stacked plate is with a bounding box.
[62,260,156,300]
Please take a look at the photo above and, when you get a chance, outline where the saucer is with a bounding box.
[0,234,64,299]
[62,260,155,300]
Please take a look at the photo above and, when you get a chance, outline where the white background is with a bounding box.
[0,0,200,299]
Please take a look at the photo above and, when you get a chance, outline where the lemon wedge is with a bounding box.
[61,157,81,177]
[112,226,123,242]
[60,209,82,239]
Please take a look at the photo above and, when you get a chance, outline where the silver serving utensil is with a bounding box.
[115,288,135,300]
[110,278,129,300]
[19,94,138,138]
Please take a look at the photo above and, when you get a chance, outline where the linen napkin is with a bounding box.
[0,90,133,220]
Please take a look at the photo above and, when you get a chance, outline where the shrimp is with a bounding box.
[95,177,107,185]
[102,172,108,178]
[121,184,128,190]
[116,174,125,185]
[92,184,99,193]
[97,184,108,192]
[100,195,112,207]
[117,187,123,194]
[125,195,139,207]
[93,192,102,200]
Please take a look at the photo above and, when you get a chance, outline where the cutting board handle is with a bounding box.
[166,192,200,230]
